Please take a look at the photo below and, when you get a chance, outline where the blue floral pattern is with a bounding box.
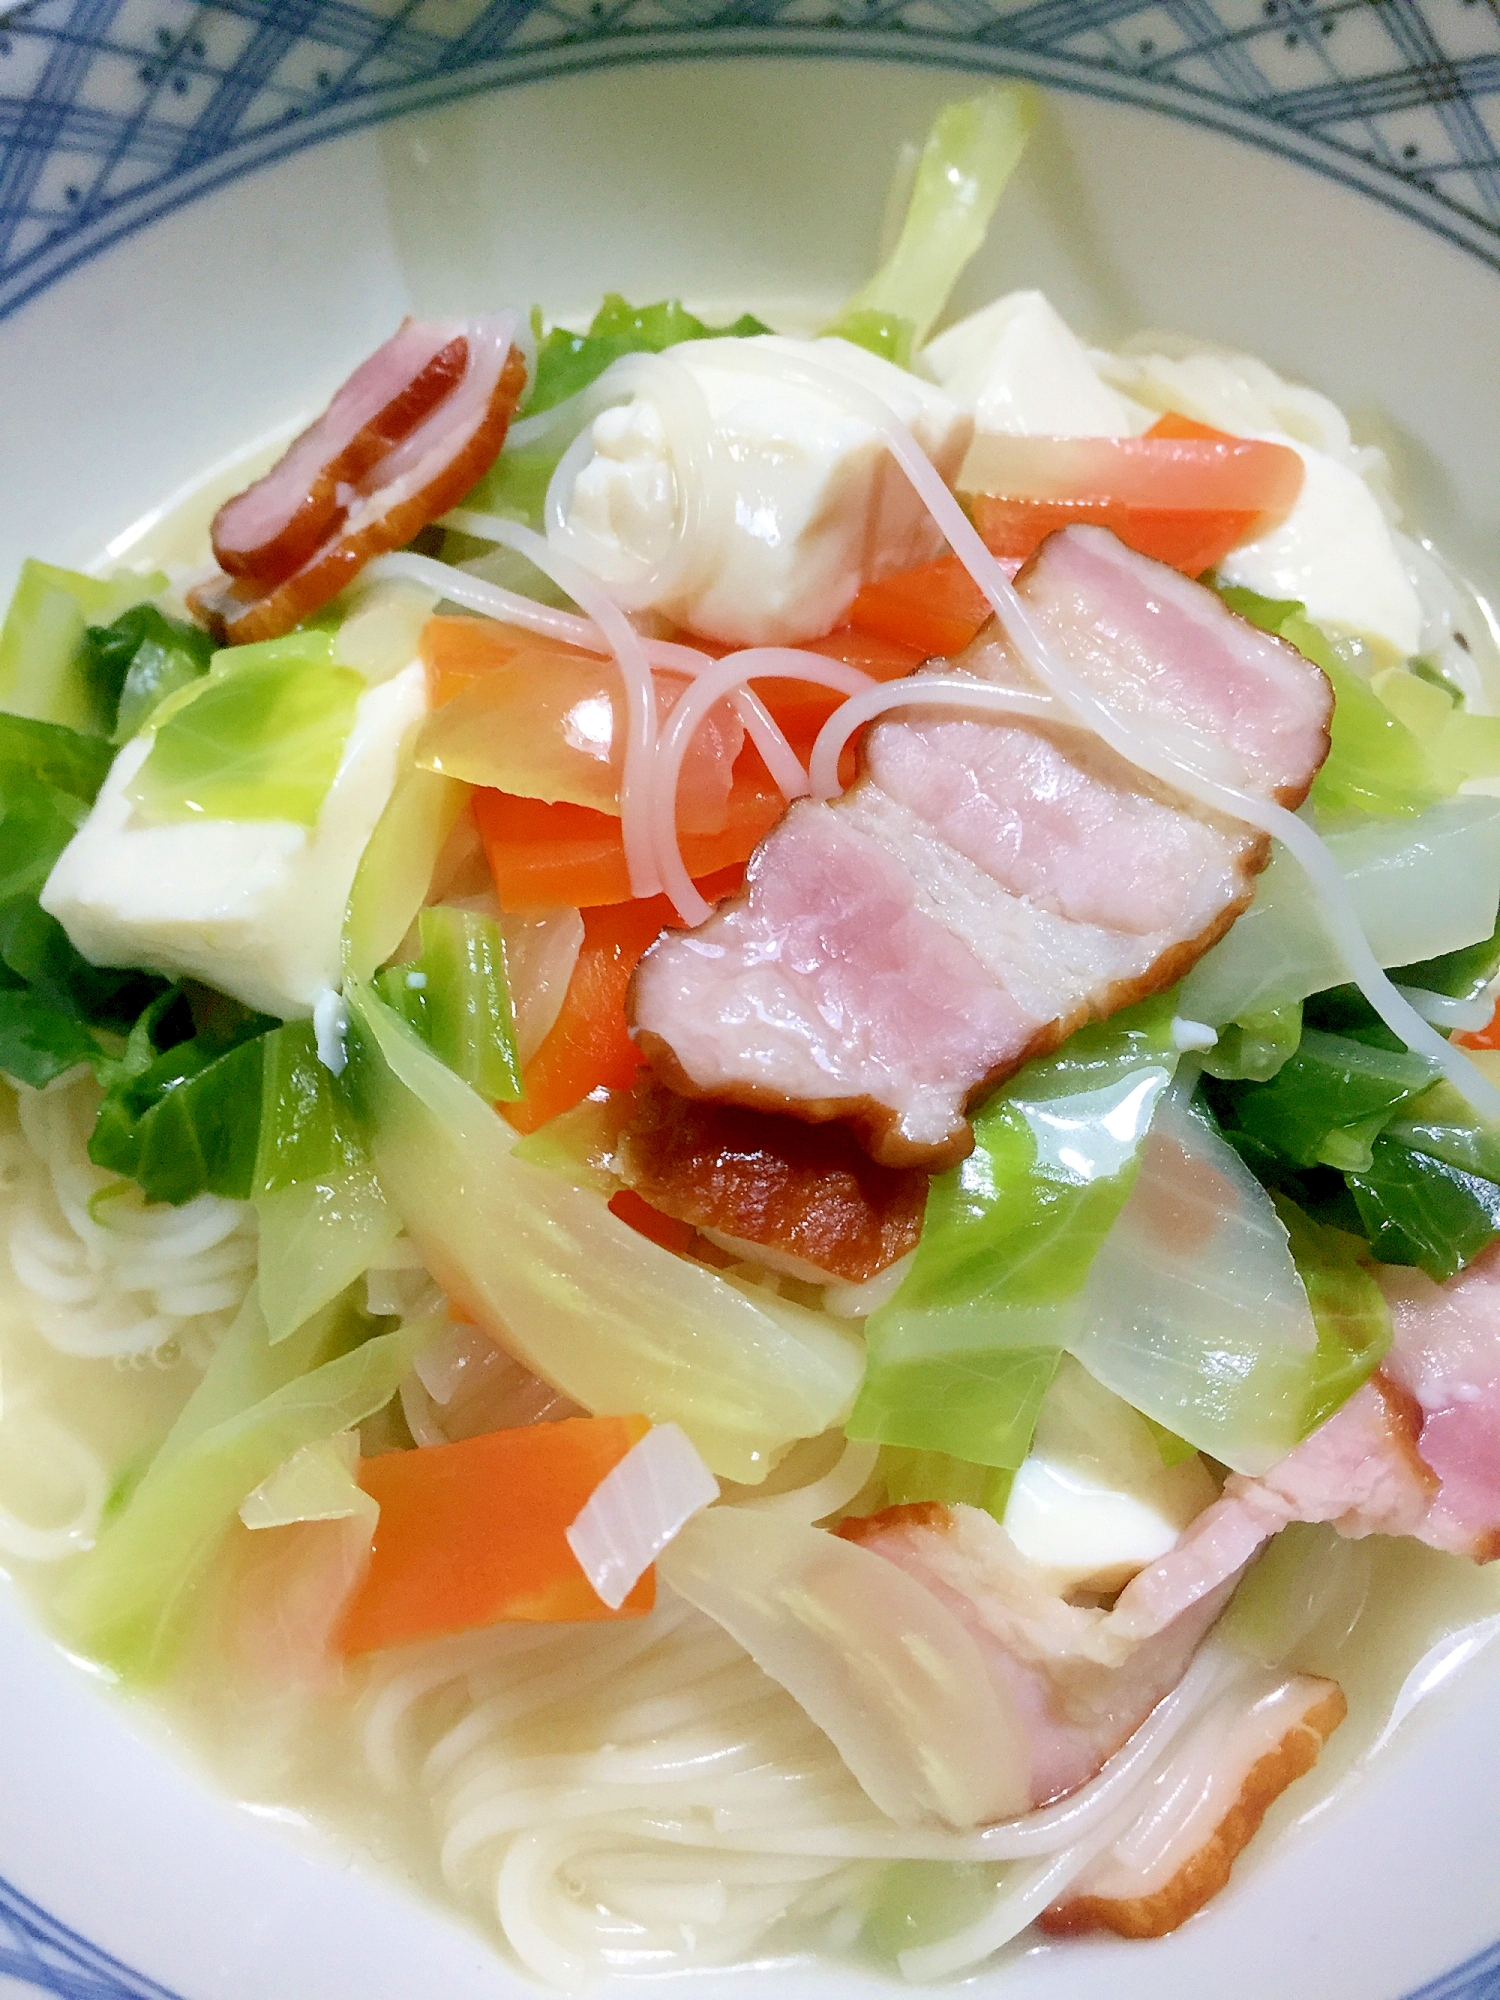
[0,0,1497,322]
[0,1873,182,1998]
[1,1,1499,1994]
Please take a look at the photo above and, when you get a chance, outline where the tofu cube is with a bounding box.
[553,334,972,647]
[41,660,428,1020]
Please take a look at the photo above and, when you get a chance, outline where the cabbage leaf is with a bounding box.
[826,85,1041,359]
[848,998,1179,1469]
[344,980,863,1481]
[127,633,363,825]
[56,1295,426,1681]
[376,903,522,1103]
[83,603,213,744]
[0,560,166,733]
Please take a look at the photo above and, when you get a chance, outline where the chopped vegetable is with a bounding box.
[88,989,276,1205]
[418,615,740,830]
[0,560,165,732]
[849,998,1180,1470]
[825,86,1040,356]
[1275,1198,1394,1431]
[344,979,865,1481]
[0,718,164,1086]
[126,633,364,825]
[254,1019,394,1341]
[503,896,670,1133]
[56,1294,427,1680]
[1070,1088,1341,1475]
[339,1414,655,1653]
[378,903,522,1103]
[82,603,213,744]
[881,1444,1013,1522]
[845,554,994,659]
[524,296,772,419]
[965,417,1304,576]
[475,780,772,911]
[565,1420,718,1610]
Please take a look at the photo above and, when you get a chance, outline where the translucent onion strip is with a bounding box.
[703,343,1500,1124]
[566,1423,719,1611]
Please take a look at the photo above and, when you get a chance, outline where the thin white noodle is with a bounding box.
[700,343,1500,1122]
[654,650,876,922]
[378,541,812,873]
[0,1395,107,1562]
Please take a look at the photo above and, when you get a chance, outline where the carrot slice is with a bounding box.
[504,895,675,1133]
[339,1414,653,1653]
[846,555,993,659]
[964,416,1303,577]
[1457,1004,1500,1051]
[475,762,784,911]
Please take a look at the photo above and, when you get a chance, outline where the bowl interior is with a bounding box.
[1,51,1499,2000]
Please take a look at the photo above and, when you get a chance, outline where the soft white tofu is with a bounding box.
[921,290,1148,443]
[1002,1358,1217,1596]
[41,660,428,1020]
[552,334,971,647]
[1218,440,1423,660]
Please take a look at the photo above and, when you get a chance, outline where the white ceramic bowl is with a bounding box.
[2,14,1500,1999]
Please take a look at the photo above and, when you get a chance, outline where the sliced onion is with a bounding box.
[565,1422,719,1610]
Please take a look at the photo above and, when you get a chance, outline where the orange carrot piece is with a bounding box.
[607,1187,696,1254]
[339,1414,654,1653]
[1457,1003,1500,1051]
[846,555,993,659]
[970,494,1261,576]
[504,896,675,1133]
[475,762,785,912]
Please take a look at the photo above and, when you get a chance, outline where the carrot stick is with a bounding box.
[339,1413,654,1653]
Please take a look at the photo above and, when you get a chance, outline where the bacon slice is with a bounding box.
[616,1077,927,1283]
[1111,1240,1500,1644]
[212,323,470,583]
[630,529,1332,1169]
[1041,1674,1346,1939]
[191,315,526,647]
[836,1501,1237,1806]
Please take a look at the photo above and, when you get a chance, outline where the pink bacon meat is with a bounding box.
[837,1499,1239,1806]
[1111,1238,1500,1646]
[191,315,526,647]
[630,528,1332,1170]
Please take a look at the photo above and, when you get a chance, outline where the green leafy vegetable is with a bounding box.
[1226,1028,1437,1171]
[0,718,164,1086]
[88,990,276,1204]
[55,1292,428,1681]
[126,633,363,825]
[82,603,214,744]
[825,85,1040,357]
[881,1444,1015,1522]
[1217,583,1448,820]
[1273,1197,1391,1430]
[848,998,1178,1469]
[1395,914,1500,1005]
[1346,1136,1500,1282]
[376,904,522,1101]
[253,1019,395,1341]
[525,295,772,418]
[0,560,166,732]
[1200,1002,1303,1083]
